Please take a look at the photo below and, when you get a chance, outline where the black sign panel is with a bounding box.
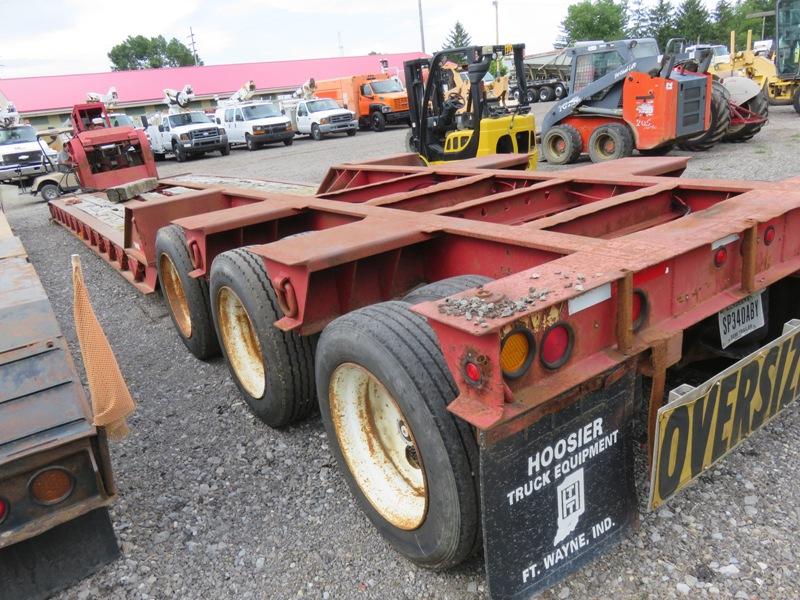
[481,369,638,599]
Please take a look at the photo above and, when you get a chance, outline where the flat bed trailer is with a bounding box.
[0,206,118,599]
[47,155,800,598]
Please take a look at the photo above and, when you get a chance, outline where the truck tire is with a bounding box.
[542,124,583,165]
[371,111,387,132]
[724,90,769,143]
[283,137,294,146]
[221,144,231,156]
[39,183,60,202]
[316,301,480,569]
[678,80,730,151]
[346,128,357,136]
[311,124,323,141]
[246,134,259,151]
[209,248,316,427]
[401,274,492,305]
[526,89,538,103]
[554,82,567,99]
[539,85,555,102]
[588,123,634,162]
[173,142,187,162]
[156,225,220,360]
[793,87,800,115]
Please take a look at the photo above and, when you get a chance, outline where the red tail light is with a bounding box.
[29,467,74,506]
[0,497,8,524]
[713,247,728,268]
[764,226,776,246]
[540,323,574,370]
[464,360,482,385]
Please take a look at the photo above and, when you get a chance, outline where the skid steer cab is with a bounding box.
[404,44,538,169]
[541,38,714,164]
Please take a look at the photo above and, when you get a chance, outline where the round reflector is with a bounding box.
[0,497,8,524]
[764,226,776,246]
[29,467,74,506]
[464,361,482,385]
[540,323,574,370]
[500,329,535,379]
[714,246,728,268]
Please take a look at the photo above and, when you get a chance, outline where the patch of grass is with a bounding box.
[791,133,800,141]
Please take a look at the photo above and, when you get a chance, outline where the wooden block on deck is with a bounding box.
[106,178,158,203]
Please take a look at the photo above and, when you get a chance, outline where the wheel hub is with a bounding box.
[217,286,266,399]
[329,363,428,530]
[159,253,192,338]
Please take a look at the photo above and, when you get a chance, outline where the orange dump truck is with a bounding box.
[315,73,410,132]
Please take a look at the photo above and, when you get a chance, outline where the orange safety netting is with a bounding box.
[71,254,135,440]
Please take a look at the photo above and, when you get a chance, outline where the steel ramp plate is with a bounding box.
[480,367,638,599]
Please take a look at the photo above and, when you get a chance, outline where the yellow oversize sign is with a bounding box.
[649,320,800,510]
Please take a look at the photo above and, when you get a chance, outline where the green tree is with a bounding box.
[108,35,200,71]
[675,0,712,44]
[627,0,651,38]
[648,0,676,50]
[559,0,627,46]
[712,0,736,44]
[442,21,472,49]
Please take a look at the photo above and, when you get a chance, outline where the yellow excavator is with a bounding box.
[711,0,800,114]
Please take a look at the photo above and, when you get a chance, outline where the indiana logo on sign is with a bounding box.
[554,468,585,546]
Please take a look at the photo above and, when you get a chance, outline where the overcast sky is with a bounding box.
[0,0,719,79]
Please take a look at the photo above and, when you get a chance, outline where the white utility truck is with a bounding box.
[282,97,358,140]
[214,81,294,150]
[142,85,229,162]
[0,102,57,185]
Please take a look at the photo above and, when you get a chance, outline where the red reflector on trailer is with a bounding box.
[464,361,482,383]
[764,226,776,246]
[0,497,8,524]
[540,323,574,370]
[714,247,728,267]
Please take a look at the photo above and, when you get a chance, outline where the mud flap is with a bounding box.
[480,368,639,599]
[0,507,119,600]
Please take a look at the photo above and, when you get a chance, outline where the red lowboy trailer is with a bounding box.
[48,154,800,598]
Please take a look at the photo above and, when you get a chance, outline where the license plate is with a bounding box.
[649,319,800,510]
[718,291,764,349]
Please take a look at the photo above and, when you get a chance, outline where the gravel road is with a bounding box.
[3,104,800,600]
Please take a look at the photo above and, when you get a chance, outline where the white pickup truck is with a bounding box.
[214,101,294,151]
[0,124,58,185]
[143,111,229,162]
[284,98,358,140]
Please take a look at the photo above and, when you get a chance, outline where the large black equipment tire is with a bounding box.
[156,225,220,360]
[542,124,583,165]
[678,80,730,151]
[401,274,492,305]
[793,86,800,115]
[315,301,481,569]
[724,90,769,142]
[209,248,316,427]
[587,123,634,162]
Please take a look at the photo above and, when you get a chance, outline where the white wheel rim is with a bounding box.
[329,363,427,530]
[217,286,266,399]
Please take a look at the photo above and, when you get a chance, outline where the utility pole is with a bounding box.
[493,1,499,45]
[418,0,426,53]
[188,27,199,65]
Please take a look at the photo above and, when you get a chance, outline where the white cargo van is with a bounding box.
[214,101,294,150]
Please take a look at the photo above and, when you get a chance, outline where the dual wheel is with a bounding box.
[155,234,484,568]
[542,122,635,164]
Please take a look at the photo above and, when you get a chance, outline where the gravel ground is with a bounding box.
[3,105,800,600]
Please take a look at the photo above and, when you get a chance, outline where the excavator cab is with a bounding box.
[404,44,537,169]
[777,0,800,80]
